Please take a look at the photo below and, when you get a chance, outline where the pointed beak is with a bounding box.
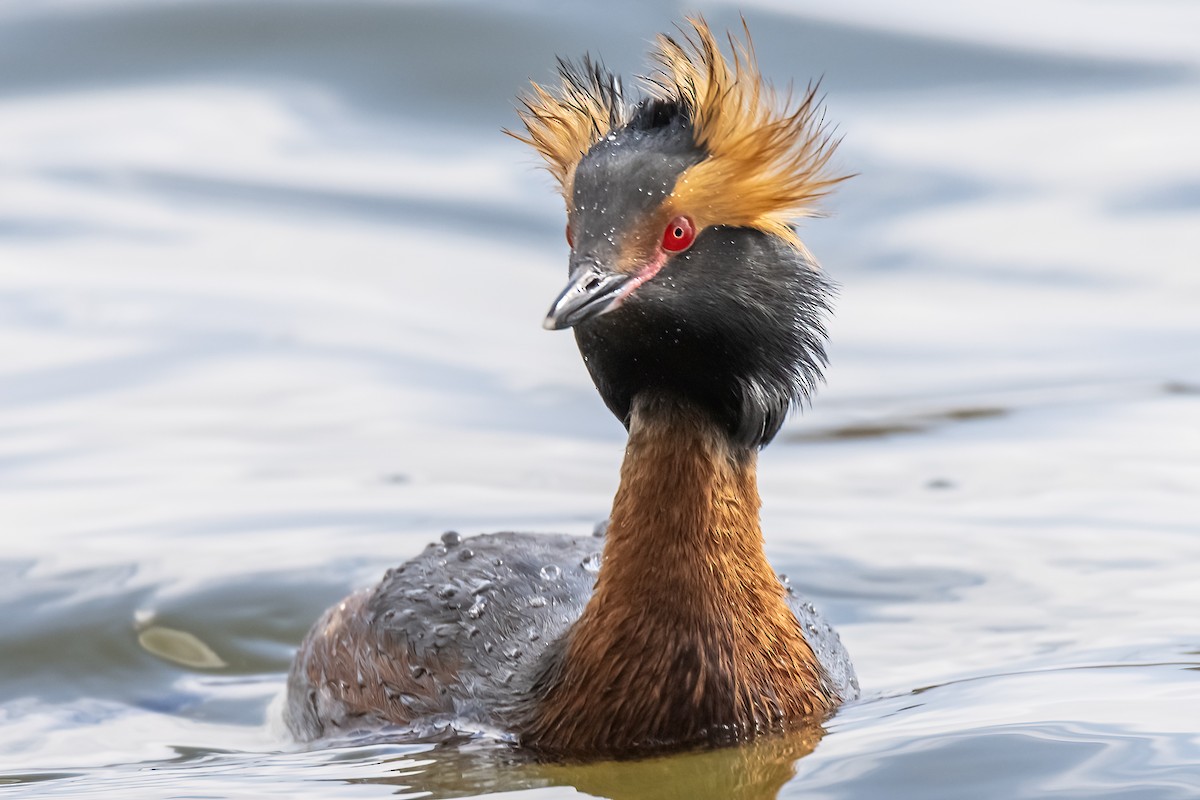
[542,260,635,331]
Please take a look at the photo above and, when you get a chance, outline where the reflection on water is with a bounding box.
[306,728,826,799]
[465,729,824,800]
[1,0,1198,798]
[533,730,823,800]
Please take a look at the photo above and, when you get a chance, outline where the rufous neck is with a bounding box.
[594,393,772,616]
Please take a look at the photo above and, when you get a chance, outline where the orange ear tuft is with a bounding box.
[508,58,626,209]
[651,17,848,251]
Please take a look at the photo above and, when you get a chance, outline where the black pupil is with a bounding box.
[674,227,683,238]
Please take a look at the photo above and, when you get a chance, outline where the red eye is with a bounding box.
[661,215,696,252]
[566,223,574,248]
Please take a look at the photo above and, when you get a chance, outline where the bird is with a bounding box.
[284,17,857,760]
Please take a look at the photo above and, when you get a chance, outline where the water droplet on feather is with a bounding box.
[467,596,487,619]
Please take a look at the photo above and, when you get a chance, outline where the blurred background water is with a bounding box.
[0,1,1198,798]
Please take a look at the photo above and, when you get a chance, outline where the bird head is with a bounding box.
[512,18,847,448]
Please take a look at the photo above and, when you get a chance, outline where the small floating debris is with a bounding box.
[1164,381,1200,395]
[789,406,1009,443]
[137,625,226,670]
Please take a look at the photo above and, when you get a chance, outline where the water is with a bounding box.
[1,0,1198,797]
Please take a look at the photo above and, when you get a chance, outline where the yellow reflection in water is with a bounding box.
[381,725,824,800]
[532,726,824,800]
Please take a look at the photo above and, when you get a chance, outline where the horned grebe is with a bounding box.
[286,17,857,759]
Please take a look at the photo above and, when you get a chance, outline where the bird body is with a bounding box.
[286,17,857,759]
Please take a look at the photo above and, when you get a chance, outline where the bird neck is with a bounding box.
[602,394,775,606]
[520,393,833,756]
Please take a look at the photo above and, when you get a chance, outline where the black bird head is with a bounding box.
[513,18,846,449]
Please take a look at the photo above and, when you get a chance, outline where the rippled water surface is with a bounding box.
[1,1,1198,797]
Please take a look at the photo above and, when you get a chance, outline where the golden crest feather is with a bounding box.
[511,58,626,206]
[511,17,846,248]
